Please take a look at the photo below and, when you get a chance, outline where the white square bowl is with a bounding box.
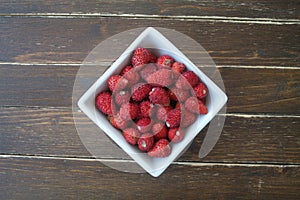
[78,27,228,177]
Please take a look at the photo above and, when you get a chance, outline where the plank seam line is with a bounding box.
[1,106,299,118]
[1,13,300,25]
[0,155,299,168]
[0,62,299,70]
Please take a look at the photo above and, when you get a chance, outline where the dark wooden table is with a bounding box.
[1,1,299,199]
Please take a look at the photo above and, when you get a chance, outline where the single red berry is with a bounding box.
[95,91,113,115]
[122,67,140,86]
[136,117,152,133]
[123,128,140,145]
[156,55,174,68]
[131,83,152,102]
[120,65,133,76]
[149,87,170,106]
[148,139,172,157]
[138,133,154,152]
[108,113,128,130]
[139,101,155,118]
[185,97,208,114]
[107,75,128,92]
[114,90,131,106]
[166,109,181,128]
[176,71,199,89]
[131,48,152,67]
[139,63,157,80]
[172,62,186,74]
[181,110,196,128]
[152,123,168,140]
[168,128,185,143]
[119,102,140,120]
[156,105,173,121]
[193,82,208,99]
[146,68,174,87]
[169,87,190,102]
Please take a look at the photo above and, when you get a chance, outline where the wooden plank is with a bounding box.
[1,107,299,163]
[0,157,299,199]
[0,0,299,19]
[1,65,299,114]
[0,17,299,66]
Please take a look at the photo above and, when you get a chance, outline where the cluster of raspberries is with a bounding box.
[95,48,208,157]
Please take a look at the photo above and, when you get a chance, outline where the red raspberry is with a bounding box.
[114,90,130,106]
[148,139,171,157]
[146,68,174,87]
[152,123,168,140]
[185,97,208,114]
[95,91,113,115]
[172,62,186,74]
[131,83,152,102]
[136,117,152,133]
[139,63,157,80]
[181,110,196,128]
[168,128,185,143]
[156,55,174,68]
[193,82,208,99]
[169,87,190,102]
[176,71,199,89]
[131,48,151,67]
[138,133,154,152]
[123,128,140,145]
[149,87,170,106]
[156,105,173,121]
[108,113,128,129]
[107,75,128,92]
[119,102,139,120]
[139,101,155,118]
[166,109,181,128]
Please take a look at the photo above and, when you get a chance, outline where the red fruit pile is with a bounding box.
[95,48,209,158]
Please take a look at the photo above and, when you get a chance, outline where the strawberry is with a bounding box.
[123,128,140,145]
[185,97,208,114]
[136,117,152,133]
[146,68,174,87]
[131,48,151,67]
[149,87,170,106]
[176,71,199,89]
[148,139,171,157]
[114,90,131,106]
[156,105,173,121]
[108,113,128,129]
[194,82,208,99]
[107,75,128,92]
[166,109,181,128]
[152,123,168,140]
[131,83,152,102]
[120,65,133,76]
[172,62,186,74]
[168,128,185,143]
[95,91,114,115]
[181,110,196,128]
[156,55,174,68]
[139,101,155,118]
[149,54,157,63]
[119,102,140,120]
[139,63,157,80]
[122,67,140,86]
[138,133,154,152]
[169,87,189,102]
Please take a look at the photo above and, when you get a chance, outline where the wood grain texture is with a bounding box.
[0,157,299,199]
[0,0,299,19]
[1,65,299,114]
[1,107,299,163]
[0,17,299,66]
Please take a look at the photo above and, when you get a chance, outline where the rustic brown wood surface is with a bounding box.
[0,0,299,199]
